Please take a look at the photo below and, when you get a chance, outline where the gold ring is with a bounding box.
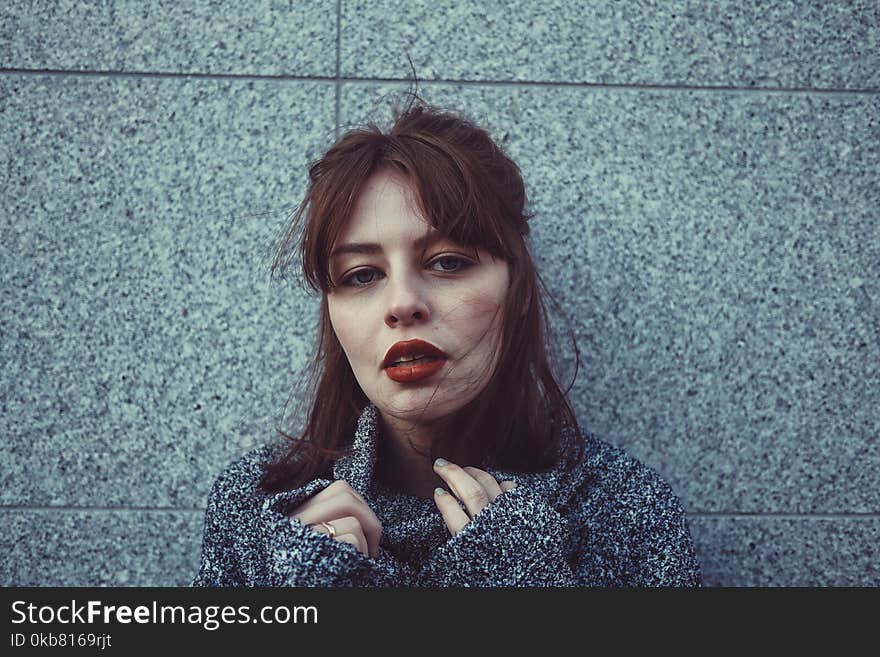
[319,521,336,538]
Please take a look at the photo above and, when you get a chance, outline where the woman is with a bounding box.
[193,92,702,587]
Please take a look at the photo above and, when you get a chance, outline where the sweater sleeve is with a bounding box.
[255,485,419,587]
[192,461,418,587]
[414,485,578,587]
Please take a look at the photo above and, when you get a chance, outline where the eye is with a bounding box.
[338,255,473,288]
[340,268,383,287]
[429,255,471,273]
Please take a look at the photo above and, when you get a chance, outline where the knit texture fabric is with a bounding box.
[193,402,702,587]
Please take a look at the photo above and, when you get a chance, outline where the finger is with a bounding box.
[335,533,368,557]
[328,479,368,505]
[293,495,381,558]
[433,459,489,517]
[433,486,471,536]
[332,519,370,559]
[311,516,370,557]
[309,517,370,558]
[500,480,518,493]
[298,502,379,558]
[463,466,504,501]
[307,515,355,538]
[291,479,368,517]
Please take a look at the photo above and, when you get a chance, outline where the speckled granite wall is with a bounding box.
[1,1,877,586]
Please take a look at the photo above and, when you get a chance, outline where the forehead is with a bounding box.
[331,169,443,257]
[355,168,416,213]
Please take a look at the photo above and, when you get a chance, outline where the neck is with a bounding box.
[374,414,446,499]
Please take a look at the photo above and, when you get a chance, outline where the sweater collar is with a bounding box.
[332,402,382,497]
[332,402,589,507]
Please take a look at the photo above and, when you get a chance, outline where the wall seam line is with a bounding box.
[2,507,880,518]
[0,68,877,96]
[335,0,341,140]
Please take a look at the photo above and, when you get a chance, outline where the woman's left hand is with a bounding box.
[432,458,517,536]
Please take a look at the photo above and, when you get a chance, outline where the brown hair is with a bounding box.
[259,88,585,493]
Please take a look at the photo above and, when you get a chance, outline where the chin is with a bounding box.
[375,392,461,422]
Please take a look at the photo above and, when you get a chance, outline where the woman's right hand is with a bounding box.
[287,480,383,559]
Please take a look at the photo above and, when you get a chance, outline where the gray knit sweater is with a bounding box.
[193,403,702,587]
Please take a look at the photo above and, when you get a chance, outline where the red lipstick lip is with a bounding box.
[382,339,448,369]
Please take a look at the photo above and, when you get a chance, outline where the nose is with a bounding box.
[384,274,430,328]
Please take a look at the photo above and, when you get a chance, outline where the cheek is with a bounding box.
[328,303,359,357]
[460,262,509,330]
[448,290,505,337]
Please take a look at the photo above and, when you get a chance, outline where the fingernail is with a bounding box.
[434,457,449,467]
[434,487,447,496]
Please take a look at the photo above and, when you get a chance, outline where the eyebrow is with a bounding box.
[330,231,446,259]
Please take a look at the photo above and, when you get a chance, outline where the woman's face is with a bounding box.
[327,169,510,425]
